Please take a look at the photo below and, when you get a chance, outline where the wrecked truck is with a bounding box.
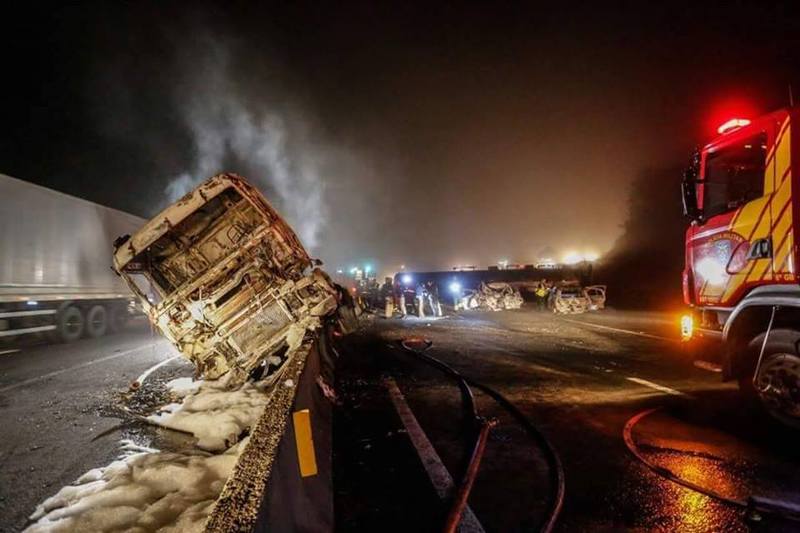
[112,173,341,382]
[113,173,349,531]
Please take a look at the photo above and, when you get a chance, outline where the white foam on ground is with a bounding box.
[166,377,203,398]
[25,438,247,533]
[148,375,268,451]
[26,375,270,532]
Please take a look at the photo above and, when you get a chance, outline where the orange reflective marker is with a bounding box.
[293,409,318,477]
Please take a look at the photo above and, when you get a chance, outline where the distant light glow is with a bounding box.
[26,300,38,306]
[349,267,357,274]
[562,251,599,264]
[402,274,413,285]
[449,281,462,294]
[717,118,750,134]
[364,264,372,273]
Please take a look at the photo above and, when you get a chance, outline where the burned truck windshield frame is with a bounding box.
[123,187,261,302]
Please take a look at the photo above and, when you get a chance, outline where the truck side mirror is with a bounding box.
[682,150,702,221]
[681,176,701,220]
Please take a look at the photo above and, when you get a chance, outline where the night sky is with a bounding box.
[3,1,800,273]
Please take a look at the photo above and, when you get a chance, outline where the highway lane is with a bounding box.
[334,308,800,532]
[0,324,177,532]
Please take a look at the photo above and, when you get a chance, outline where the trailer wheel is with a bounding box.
[741,329,800,428]
[108,305,129,333]
[86,305,108,338]
[56,305,85,343]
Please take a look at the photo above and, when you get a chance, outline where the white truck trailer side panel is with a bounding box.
[0,174,145,302]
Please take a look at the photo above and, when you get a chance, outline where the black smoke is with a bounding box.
[597,166,688,310]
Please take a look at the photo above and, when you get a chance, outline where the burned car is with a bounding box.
[461,282,524,311]
[585,285,607,311]
[552,284,591,314]
[113,173,339,381]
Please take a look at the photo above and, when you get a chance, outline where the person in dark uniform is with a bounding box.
[415,282,426,317]
[426,280,443,317]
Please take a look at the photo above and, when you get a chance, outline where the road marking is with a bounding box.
[0,342,163,394]
[560,318,678,343]
[0,349,20,356]
[625,377,690,398]
[134,355,181,386]
[384,377,485,533]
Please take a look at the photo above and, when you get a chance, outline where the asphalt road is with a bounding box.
[2,308,799,532]
[334,308,800,532]
[0,323,178,532]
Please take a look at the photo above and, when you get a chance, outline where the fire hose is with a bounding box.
[399,337,564,533]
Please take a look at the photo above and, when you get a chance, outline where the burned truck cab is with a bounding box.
[113,173,338,380]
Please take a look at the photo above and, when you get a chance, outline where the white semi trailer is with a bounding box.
[0,173,144,342]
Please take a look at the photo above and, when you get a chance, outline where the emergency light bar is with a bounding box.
[717,118,751,135]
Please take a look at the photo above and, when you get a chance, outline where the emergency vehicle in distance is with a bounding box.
[681,108,800,426]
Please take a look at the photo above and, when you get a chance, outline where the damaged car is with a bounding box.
[461,282,524,311]
[112,173,343,382]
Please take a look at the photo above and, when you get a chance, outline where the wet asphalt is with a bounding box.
[334,307,800,532]
[0,322,181,532]
[1,309,799,532]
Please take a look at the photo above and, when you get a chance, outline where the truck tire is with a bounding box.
[86,305,108,338]
[56,305,85,343]
[740,329,800,428]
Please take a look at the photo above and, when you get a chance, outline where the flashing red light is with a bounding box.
[717,118,751,135]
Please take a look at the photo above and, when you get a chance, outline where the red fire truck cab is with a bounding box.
[682,108,800,426]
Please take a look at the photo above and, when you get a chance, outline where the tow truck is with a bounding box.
[681,109,800,426]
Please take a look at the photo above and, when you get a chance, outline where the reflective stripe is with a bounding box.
[0,325,56,337]
[0,309,56,318]
[293,409,318,477]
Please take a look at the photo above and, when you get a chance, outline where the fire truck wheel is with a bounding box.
[741,329,800,429]
[56,305,85,343]
[86,305,108,338]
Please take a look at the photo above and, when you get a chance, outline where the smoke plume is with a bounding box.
[164,38,328,250]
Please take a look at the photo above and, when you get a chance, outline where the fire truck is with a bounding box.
[681,108,800,426]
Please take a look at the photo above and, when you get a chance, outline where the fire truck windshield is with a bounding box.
[703,133,767,218]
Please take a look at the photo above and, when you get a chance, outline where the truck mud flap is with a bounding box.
[206,331,336,533]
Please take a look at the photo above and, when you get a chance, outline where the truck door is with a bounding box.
[768,116,794,282]
[689,130,770,306]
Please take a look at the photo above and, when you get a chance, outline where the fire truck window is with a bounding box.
[704,133,766,219]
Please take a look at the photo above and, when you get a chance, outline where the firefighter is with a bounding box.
[534,282,548,311]
[426,280,443,317]
[415,282,426,318]
[547,281,558,310]
[380,277,394,318]
[399,288,408,317]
